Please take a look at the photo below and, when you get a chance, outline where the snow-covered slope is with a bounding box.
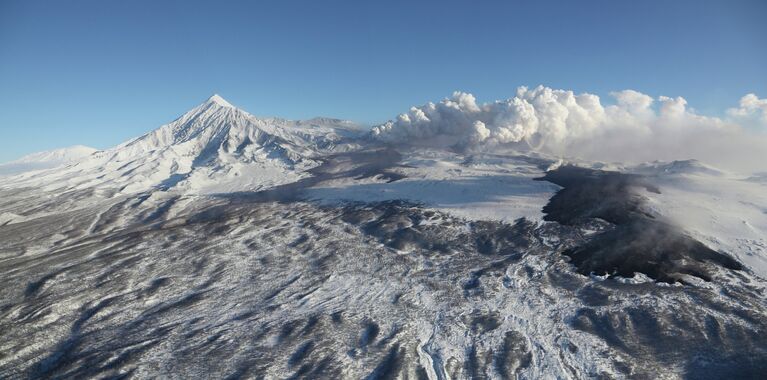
[631,159,724,177]
[1,95,362,195]
[633,163,767,278]
[0,145,97,176]
[2,164,765,379]
[1,94,767,379]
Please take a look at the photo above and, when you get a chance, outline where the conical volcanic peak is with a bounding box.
[206,94,234,108]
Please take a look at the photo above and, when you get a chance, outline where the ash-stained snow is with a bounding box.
[1,192,765,379]
[306,149,559,222]
[1,94,766,379]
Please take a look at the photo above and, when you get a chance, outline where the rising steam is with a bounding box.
[371,86,767,172]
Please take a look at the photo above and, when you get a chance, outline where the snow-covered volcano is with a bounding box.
[1,94,766,379]
[112,94,358,162]
[2,95,362,195]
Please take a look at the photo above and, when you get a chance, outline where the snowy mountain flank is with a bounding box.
[1,94,766,379]
[0,145,97,176]
[2,95,361,196]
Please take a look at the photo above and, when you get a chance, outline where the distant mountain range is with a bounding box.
[0,145,97,176]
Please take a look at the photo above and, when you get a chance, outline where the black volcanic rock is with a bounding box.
[538,165,742,283]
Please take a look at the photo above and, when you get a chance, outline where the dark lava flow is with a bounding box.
[537,165,743,284]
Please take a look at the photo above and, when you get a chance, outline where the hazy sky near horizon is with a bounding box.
[0,0,765,161]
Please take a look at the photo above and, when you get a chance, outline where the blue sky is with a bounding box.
[0,0,765,161]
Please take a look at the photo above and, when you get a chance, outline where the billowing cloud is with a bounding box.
[372,86,607,149]
[371,86,767,172]
[728,93,767,124]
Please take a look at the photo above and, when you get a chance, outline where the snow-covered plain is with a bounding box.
[306,149,559,222]
[0,95,765,379]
